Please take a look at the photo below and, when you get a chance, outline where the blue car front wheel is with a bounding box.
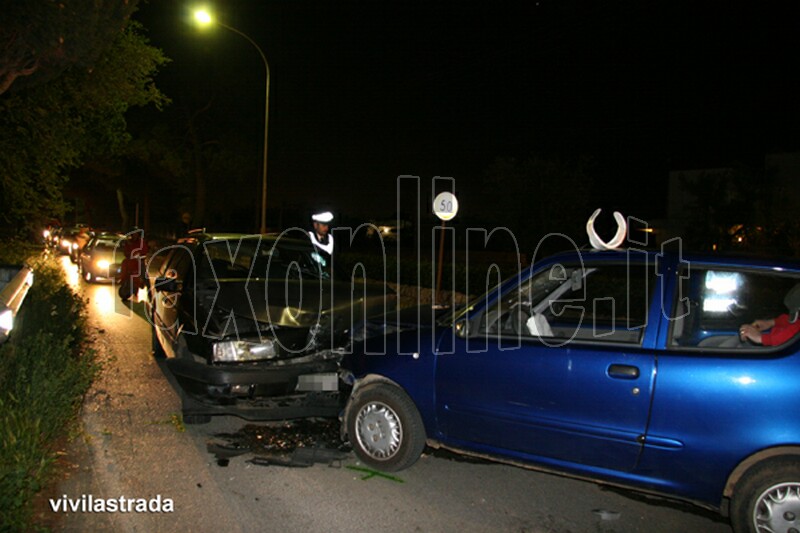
[347,383,426,472]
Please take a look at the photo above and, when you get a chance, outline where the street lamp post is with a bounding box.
[194,9,270,233]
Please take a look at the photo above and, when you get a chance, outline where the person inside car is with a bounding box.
[739,284,800,345]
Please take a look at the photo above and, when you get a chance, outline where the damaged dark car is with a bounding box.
[148,231,393,424]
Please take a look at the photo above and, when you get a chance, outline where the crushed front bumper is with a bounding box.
[166,352,345,420]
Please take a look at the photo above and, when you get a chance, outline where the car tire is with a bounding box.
[183,413,211,425]
[151,323,166,359]
[730,457,800,533]
[148,292,166,359]
[347,382,426,472]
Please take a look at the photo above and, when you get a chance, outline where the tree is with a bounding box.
[0,0,136,95]
[0,17,169,231]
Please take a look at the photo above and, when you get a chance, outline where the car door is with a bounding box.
[436,258,659,472]
[638,262,800,501]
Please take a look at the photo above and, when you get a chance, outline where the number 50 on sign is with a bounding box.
[433,192,459,221]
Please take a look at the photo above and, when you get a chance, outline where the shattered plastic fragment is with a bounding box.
[592,509,621,521]
[291,446,349,467]
[248,454,310,468]
[209,418,351,466]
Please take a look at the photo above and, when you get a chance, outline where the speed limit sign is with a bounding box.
[433,192,459,221]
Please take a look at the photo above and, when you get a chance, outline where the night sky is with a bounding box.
[133,0,800,224]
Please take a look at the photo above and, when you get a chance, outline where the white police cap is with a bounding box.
[311,211,334,223]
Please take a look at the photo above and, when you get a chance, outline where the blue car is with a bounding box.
[340,246,800,533]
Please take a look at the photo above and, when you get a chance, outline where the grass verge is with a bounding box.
[0,242,98,532]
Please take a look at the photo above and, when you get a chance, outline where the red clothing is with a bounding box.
[762,313,800,346]
[118,235,148,284]
[124,235,148,258]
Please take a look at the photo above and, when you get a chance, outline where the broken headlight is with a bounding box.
[212,339,278,363]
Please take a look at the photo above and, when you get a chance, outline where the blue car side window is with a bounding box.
[481,263,651,345]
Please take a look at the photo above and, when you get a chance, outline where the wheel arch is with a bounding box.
[340,373,408,441]
[724,445,800,499]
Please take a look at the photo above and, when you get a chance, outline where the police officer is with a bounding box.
[309,211,334,256]
[308,211,334,277]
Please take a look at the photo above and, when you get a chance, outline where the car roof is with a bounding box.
[540,248,800,274]
[93,234,123,243]
[62,226,86,234]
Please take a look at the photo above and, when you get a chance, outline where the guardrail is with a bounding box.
[0,264,34,343]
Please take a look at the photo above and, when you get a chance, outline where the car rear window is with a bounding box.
[669,266,800,348]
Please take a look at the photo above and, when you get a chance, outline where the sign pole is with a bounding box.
[436,221,446,306]
[432,191,459,309]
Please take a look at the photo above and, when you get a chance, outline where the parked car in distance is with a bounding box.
[366,219,412,242]
[341,246,800,533]
[42,224,60,249]
[57,224,91,261]
[148,231,395,424]
[56,226,79,256]
[78,233,125,283]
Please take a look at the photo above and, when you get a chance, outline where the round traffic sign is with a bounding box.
[433,192,459,221]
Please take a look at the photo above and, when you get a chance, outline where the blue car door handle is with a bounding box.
[608,364,640,379]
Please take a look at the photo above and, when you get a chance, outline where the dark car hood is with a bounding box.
[200,278,395,331]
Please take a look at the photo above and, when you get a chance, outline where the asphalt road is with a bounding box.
[38,257,734,533]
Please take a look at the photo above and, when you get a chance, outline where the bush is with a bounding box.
[0,246,97,532]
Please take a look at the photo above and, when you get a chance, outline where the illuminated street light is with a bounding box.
[193,7,271,233]
[194,9,212,25]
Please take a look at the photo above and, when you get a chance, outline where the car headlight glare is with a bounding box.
[96,259,110,270]
[213,340,277,363]
[0,309,13,332]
